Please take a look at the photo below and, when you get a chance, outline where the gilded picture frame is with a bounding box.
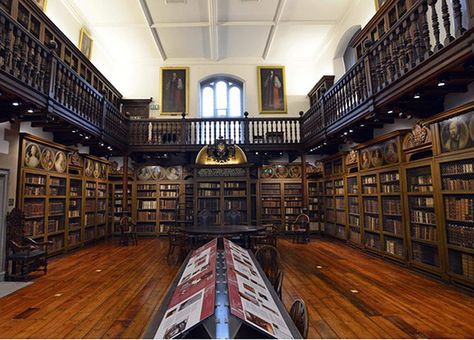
[79,27,93,60]
[257,66,287,114]
[160,67,189,116]
[33,0,47,11]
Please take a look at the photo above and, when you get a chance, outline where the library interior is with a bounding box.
[1,0,474,338]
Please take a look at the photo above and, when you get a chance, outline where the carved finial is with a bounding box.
[181,112,186,119]
[244,111,249,118]
[299,111,304,117]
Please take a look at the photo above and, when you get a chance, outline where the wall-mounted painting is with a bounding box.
[79,27,93,60]
[439,111,474,153]
[33,0,47,11]
[257,66,287,114]
[160,67,188,115]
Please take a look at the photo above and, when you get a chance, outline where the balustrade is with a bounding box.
[303,0,472,145]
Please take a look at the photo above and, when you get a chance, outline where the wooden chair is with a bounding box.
[275,269,283,299]
[289,298,309,338]
[6,208,52,280]
[167,227,190,264]
[119,216,138,246]
[225,209,242,225]
[255,245,280,287]
[289,213,310,244]
[250,224,278,252]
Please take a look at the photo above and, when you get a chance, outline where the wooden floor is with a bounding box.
[1,238,474,339]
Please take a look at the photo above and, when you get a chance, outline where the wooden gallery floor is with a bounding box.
[1,238,474,339]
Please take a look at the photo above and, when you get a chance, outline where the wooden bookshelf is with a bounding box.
[308,179,325,233]
[18,134,110,256]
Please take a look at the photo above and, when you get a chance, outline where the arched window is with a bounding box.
[200,76,244,118]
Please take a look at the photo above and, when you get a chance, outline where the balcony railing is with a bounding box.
[129,116,301,147]
[302,0,474,146]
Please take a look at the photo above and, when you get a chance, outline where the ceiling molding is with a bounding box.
[139,0,166,61]
[217,21,274,27]
[151,22,209,28]
[262,0,286,60]
[208,0,218,61]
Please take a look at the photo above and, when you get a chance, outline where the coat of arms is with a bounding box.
[207,137,236,163]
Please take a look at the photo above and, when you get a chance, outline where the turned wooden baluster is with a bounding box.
[25,37,34,85]
[1,20,13,72]
[418,2,432,60]
[452,0,465,37]
[411,10,423,64]
[11,28,21,77]
[441,0,454,44]
[389,32,399,81]
[428,0,443,52]
[397,22,407,74]
[32,44,41,90]
[0,16,6,67]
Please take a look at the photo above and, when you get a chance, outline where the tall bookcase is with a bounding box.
[18,134,110,256]
[307,178,325,232]
[195,165,251,227]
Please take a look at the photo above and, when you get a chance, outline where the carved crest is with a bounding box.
[69,151,82,167]
[207,137,236,163]
[346,150,358,165]
[314,161,324,174]
[403,122,432,150]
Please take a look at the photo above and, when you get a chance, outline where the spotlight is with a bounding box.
[107,146,113,151]
[399,112,404,117]
[323,142,327,145]
[387,110,393,114]
[344,132,348,136]
[437,79,446,87]
[407,114,413,119]
[360,124,365,127]
[255,152,259,155]
[99,142,104,147]
[12,102,20,107]
[27,109,34,113]
[72,130,77,133]
[84,135,90,140]
[413,93,421,99]
[349,129,353,133]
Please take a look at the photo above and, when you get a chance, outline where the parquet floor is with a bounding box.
[0,237,473,338]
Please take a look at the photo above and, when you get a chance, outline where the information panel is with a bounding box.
[224,239,293,339]
[154,239,217,339]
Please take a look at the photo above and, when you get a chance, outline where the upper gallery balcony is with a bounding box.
[302,0,474,152]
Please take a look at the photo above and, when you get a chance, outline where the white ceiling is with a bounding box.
[65,0,356,63]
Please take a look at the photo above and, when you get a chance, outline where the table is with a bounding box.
[143,238,301,339]
[178,225,266,249]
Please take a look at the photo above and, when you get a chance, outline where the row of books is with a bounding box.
[461,253,474,280]
[50,178,65,186]
[48,219,64,233]
[69,210,80,218]
[50,187,66,196]
[362,176,377,185]
[48,236,64,253]
[335,198,345,209]
[445,197,474,222]
[68,231,81,247]
[138,211,157,221]
[383,199,402,215]
[70,185,81,196]
[161,191,178,197]
[225,201,247,210]
[199,183,220,189]
[24,202,45,217]
[86,182,96,189]
[365,233,381,249]
[386,239,404,256]
[363,199,378,213]
[334,188,345,195]
[263,208,281,215]
[261,199,281,207]
[383,218,403,235]
[447,223,474,248]
[199,190,220,197]
[411,196,434,208]
[380,172,399,183]
[284,200,302,207]
[25,175,46,185]
[284,189,302,195]
[349,229,361,243]
[161,184,179,190]
[25,186,45,195]
[442,178,474,191]
[138,201,157,209]
[198,200,219,210]
[363,187,378,194]
[285,207,303,215]
[381,184,400,193]
[24,220,43,236]
[224,189,246,196]
[137,192,156,197]
[365,215,379,230]
[411,210,436,225]
[411,225,437,241]
[442,162,474,175]
[349,215,360,226]
[137,184,156,191]
[412,244,438,266]
[85,228,95,241]
[336,211,345,224]
[224,182,246,188]
[160,200,177,209]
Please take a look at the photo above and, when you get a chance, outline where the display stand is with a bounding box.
[143,239,301,339]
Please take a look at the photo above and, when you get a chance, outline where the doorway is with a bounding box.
[0,170,8,281]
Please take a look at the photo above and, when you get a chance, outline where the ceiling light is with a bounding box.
[84,135,90,140]
[413,93,421,99]
[399,112,404,117]
[344,132,348,136]
[255,152,259,155]
[12,102,19,107]
[107,146,113,151]
[360,124,365,127]
[27,109,34,113]
[407,114,412,119]
[349,129,353,133]
[437,79,446,87]
[99,142,104,147]
[387,110,393,114]
[323,142,327,145]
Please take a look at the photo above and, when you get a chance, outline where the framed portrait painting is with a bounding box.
[160,67,189,115]
[32,0,47,11]
[257,66,287,114]
[79,27,93,60]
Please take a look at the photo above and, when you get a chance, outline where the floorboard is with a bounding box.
[0,237,473,338]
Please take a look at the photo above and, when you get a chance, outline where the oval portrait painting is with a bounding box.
[54,151,67,173]
[41,147,54,171]
[441,118,469,152]
[24,143,41,168]
[137,166,152,180]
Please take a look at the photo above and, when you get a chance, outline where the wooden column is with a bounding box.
[301,152,309,212]
[122,155,128,214]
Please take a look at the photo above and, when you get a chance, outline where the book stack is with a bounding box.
[461,253,474,280]
[447,223,474,248]
[445,197,474,222]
